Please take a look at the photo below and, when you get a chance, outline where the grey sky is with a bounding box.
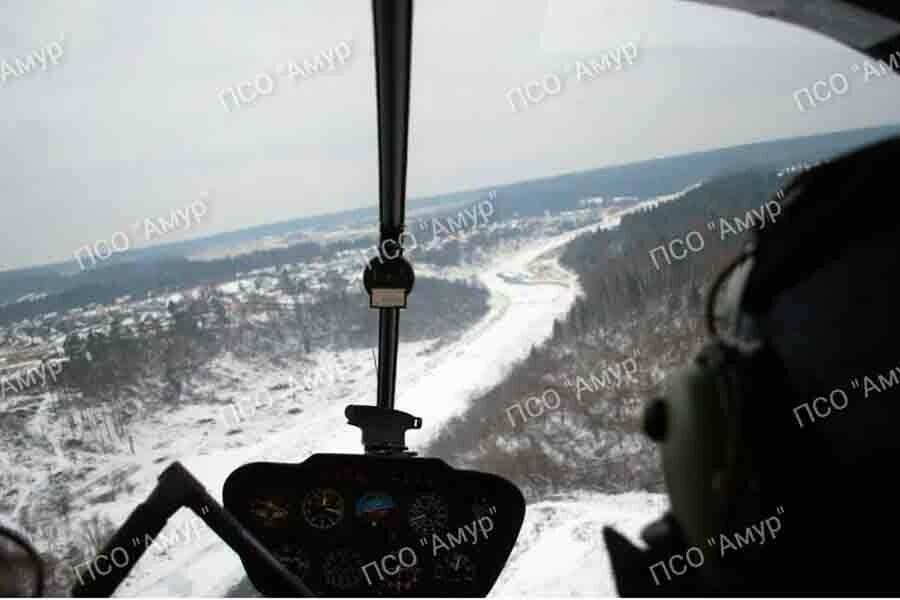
[1,0,899,272]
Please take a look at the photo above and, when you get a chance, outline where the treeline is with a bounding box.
[426,168,785,500]
[0,274,489,520]
[0,266,68,306]
[418,218,581,268]
[418,125,893,228]
[48,274,489,405]
[559,169,781,337]
[0,223,510,327]
[0,238,374,326]
[3,125,890,316]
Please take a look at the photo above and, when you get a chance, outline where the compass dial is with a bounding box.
[302,487,345,530]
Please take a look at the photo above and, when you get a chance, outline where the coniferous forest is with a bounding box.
[426,168,784,500]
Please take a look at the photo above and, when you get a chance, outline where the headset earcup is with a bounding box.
[647,357,728,553]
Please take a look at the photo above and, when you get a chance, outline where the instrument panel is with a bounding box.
[223,454,525,597]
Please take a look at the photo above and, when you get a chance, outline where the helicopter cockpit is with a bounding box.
[67,2,528,596]
[2,0,900,597]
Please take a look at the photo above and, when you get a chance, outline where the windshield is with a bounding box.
[1,1,899,596]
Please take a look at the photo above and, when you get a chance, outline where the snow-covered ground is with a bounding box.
[0,207,668,596]
[493,492,667,596]
[99,214,659,596]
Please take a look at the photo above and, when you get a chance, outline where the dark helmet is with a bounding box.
[605,134,900,596]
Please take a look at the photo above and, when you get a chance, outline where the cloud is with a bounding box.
[1,0,899,271]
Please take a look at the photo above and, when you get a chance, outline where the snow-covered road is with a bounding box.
[118,216,663,596]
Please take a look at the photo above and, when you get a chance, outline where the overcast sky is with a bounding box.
[2,0,900,272]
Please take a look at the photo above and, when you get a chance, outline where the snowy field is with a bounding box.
[111,215,661,596]
[2,206,667,596]
[493,492,667,596]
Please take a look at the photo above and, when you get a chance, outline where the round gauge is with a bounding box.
[355,492,396,528]
[302,487,345,530]
[434,551,476,586]
[248,497,291,528]
[273,543,311,579]
[408,493,449,536]
[322,548,365,591]
[381,565,422,594]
